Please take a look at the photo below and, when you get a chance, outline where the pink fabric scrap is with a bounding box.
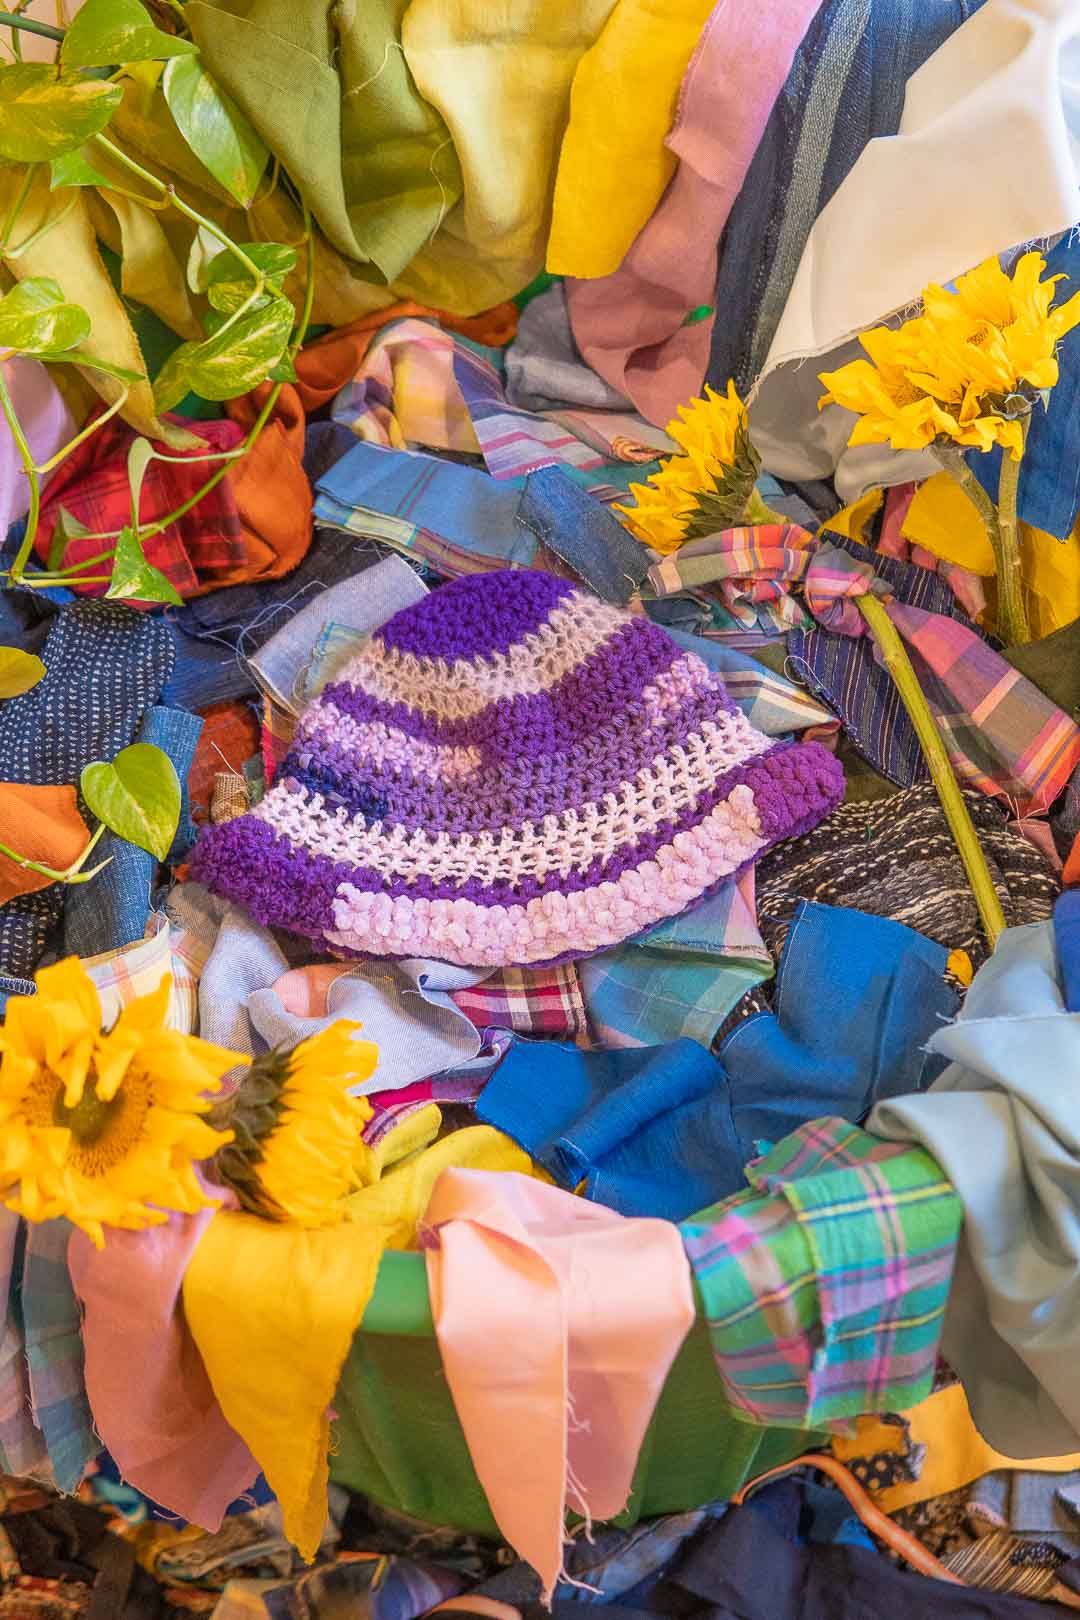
[1,357,76,534]
[565,0,821,428]
[68,1198,261,1530]
[421,1170,696,1602]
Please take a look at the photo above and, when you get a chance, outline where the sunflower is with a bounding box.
[213,1022,378,1227]
[615,380,762,553]
[820,253,1080,460]
[0,960,240,1248]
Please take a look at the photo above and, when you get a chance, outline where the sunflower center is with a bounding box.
[42,1063,154,1178]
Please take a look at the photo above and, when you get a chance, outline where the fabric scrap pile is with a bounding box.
[2,0,1080,1616]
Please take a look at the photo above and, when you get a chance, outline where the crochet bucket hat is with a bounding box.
[191,571,844,966]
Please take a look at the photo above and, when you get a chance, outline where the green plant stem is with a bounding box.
[5,191,78,260]
[0,164,35,251]
[936,446,1030,646]
[0,367,40,582]
[857,592,1005,950]
[94,135,267,293]
[0,820,110,886]
[0,10,65,40]
[35,390,128,475]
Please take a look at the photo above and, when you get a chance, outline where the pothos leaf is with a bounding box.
[0,647,45,698]
[163,55,267,207]
[49,145,114,190]
[127,436,155,529]
[0,278,91,356]
[152,294,293,412]
[81,741,181,860]
[0,66,122,163]
[186,223,227,293]
[268,352,297,383]
[61,0,198,68]
[46,506,88,573]
[104,524,183,605]
[204,241,297,313]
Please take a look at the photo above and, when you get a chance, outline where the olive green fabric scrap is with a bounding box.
[185,0,463,281]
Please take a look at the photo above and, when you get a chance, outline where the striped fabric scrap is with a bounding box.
[680,1118,962,1432]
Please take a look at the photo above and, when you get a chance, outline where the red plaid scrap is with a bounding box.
[451,964,588,1039]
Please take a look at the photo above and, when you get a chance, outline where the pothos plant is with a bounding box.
[0,0,317,605]
[0,644,182,892]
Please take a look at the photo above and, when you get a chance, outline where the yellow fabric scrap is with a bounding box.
[546,0,716,279]
[822,488,884,546]
[832,1382,1080,1514]
[184,1122,539,1559]
[903,472,1080,639]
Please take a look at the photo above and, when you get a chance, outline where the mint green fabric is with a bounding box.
[185,0,463,281]
[332,1251,819,1532]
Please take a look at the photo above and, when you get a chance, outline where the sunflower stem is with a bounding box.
[856,593,1005,951]
[935,446,1029,645]
[744,487,789,527]
[995,415,1031,645]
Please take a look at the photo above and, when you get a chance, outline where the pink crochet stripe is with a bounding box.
[302,704,482,783]
[325,783,766,966]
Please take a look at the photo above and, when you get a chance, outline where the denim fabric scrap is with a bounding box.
[484,899,956,1220]
[0,601,173,981]
[168,883,494,1095]
[719,900,958,1153]
[516,465,649,604]
[967,243,1080,542]
[706,0,986,395]
[1055,889,1080,1015]
[247,553,426,714]
[164,530,396,709]
[477,1036,744,1223]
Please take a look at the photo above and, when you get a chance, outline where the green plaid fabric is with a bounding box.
[680,1119,962,1432]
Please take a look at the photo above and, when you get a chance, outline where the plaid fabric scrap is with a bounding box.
[450,965,588,1040]
[648,525,817,632]
[680,1118,962,1432]
[82,910,197,1034]
[19,1221,96,1493]
[581,871,773,1049]
[36,413,246,601]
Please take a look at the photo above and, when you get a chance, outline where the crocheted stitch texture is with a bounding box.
[192,571,845,965]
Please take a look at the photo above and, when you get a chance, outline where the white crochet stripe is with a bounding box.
[338,593,640,720]
[256,707,772,886]
[325,784,767,968]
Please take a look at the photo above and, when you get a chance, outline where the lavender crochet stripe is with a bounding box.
[288,684,748,833]
[190,742,844,940]
[322,616,689,750]
[378,569,576,660]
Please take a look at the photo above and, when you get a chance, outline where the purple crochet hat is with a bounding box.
[191,571,844,966]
